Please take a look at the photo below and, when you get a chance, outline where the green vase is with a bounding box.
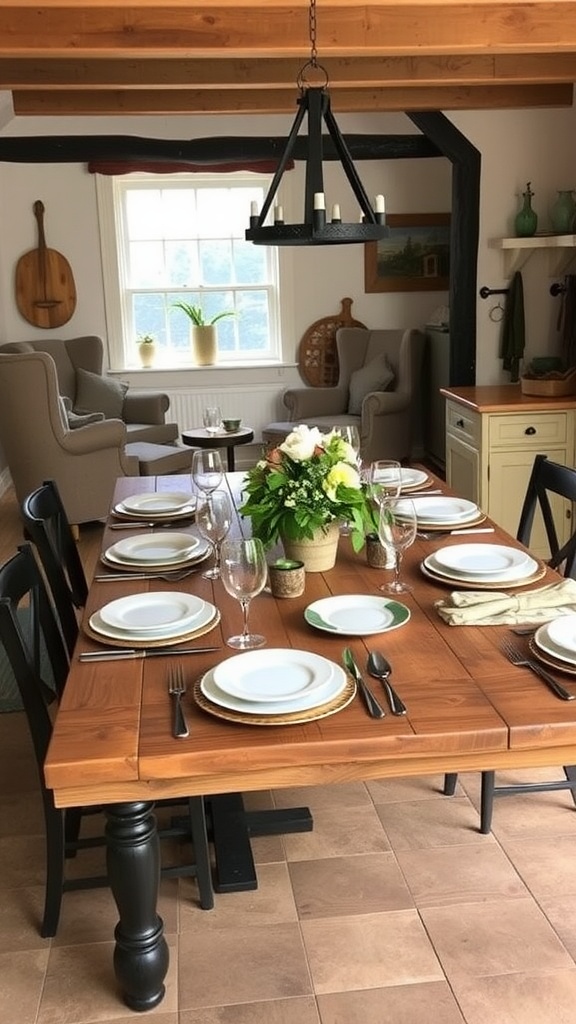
[550,190,576,234]
[514,183,538,238]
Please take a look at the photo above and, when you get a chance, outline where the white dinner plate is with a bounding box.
[105,532,201,565]
[200,661,347,715]
[399,468,429,488]
[534,621,576,666]
[304,595,410,636]
[114,500,196,521]
[98,592,206,633]
[103,535,210,569]
[424,551,539,584]
[396,496,479,523]
[213,649,334,703]
[89,599,218,642]
[432,544,531,576]
[120,492,193,514]
[545,615,576,655]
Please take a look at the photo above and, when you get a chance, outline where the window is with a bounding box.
[97,171,282,369]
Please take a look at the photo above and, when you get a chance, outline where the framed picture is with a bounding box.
[364,213,450,293]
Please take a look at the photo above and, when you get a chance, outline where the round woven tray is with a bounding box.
[84,608,220,649]
[297,297,366,387]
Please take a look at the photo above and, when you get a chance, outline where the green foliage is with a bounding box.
[171,301,235,326]
[240,425,376,552]
[137,333,155,345]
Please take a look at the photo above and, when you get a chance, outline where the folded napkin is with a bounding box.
[435,578,576,626]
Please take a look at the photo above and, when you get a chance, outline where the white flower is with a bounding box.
[280,424,323,462]
[323,461,361,501]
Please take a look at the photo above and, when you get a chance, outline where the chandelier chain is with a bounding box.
[309,0,318,67]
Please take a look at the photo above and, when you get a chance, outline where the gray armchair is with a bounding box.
[0,336,178,444]
[280,327,425,462]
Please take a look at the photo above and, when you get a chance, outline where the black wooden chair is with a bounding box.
[0,543,213,938]
[444,454,576,833]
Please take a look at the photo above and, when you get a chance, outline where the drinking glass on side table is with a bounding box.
[203,406,222,435]
[220,537,268,649]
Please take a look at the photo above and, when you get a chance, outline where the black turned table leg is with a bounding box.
[105,802,168,1012]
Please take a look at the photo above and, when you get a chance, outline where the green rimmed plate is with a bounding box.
[304,595,410,636]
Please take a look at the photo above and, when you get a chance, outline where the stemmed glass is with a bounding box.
[220,537,268,649]
[378,497,417,594]
[192,449,223,496]
[195,489,232,580]
[369,460,403,576]
[335,425,361,536]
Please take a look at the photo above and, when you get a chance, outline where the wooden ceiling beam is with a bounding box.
[1,3,576,59]
[2,53,576,91]
[12,83,572,117]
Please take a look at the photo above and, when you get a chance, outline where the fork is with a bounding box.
[500,638,575,701]
[168,663,190,737]
[95,567,201,582]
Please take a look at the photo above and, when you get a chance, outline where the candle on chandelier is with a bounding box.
[250,201,258,217]
[374,194,385,214]
[313,192,326,211]
[331,203,341,222]
[274,205,284,223]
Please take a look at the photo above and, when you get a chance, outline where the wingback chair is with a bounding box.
[265,327,425,462]
[0,351,140,524]
[0,336,178,444]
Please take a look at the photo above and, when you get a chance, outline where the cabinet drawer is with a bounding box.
[446,402,481,446]
[489,412,568,448]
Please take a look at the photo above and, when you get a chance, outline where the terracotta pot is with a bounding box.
[281,521,340,572]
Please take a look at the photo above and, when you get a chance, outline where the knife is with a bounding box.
[79,646,220,661]
[342,647,386,718]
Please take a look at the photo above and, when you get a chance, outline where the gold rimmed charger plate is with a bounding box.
[401,477,434,494]
[84,608,220,649]
[193,676,356,726]
[420,560,547,590]
[111,504,196,523]
[528,637,576,677]
[99,546,210,574]
[415,512,487,531]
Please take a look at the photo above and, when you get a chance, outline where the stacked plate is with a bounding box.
[101,532,211,572]
[530,616,576,676]
[397,495,485,530]
[87,591,219,647]
[421,542,544,589]
[396,467,433,493]
[304,595,410,636]
[113,491,196,522]
[195,649,356,725]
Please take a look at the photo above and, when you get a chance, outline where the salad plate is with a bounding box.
[108,532,200,564]
[423,551,539,584]
[304,595,410,635]
[544,615,576,656]
[98,592,206,633]
[397,496,480,523]
[213,649,335,703]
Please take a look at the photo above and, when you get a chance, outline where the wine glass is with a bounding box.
[203,406,222,435]
[335,425,361,535]
[370,460,402,506]
[192,449,223,496]
[220,537,268,649]
[378,497,417,594]
[195,489,232,580]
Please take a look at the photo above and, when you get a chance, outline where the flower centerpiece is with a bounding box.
[240,425,376,571]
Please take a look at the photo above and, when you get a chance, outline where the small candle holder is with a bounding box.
[366,533,395,569]
[268,558,306,599]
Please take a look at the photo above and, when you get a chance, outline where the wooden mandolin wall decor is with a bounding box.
[297,297,366,387]
[15,200,77,328]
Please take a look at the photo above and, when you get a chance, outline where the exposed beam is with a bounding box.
[12,83,573,117]
[1,3,576,60]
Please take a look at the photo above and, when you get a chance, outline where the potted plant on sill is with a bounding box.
[137,333,156,368]
[171,301,235,366]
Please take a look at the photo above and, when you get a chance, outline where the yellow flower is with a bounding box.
[323,461,361,501]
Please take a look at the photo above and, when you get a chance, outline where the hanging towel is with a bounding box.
[558,274,576,369]
[500,270,525,382]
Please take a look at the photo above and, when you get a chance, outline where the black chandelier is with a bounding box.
[245,0,387,247]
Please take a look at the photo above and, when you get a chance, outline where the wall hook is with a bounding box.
[550,282,566,297]
[479,285,510,300]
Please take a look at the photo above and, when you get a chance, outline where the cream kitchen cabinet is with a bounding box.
[442,386,576,559]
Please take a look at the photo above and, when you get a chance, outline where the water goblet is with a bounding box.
[195,489,232,580]
[220,537,268,649]
[334,425,361,535]
[203,406,222,435]
[378,497,417,594]
[192,449,223,496]
[370,459,402,505]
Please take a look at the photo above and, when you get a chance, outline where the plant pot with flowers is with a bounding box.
[240,424,376,572]
[171,301,235,366]
[137,333,157,367]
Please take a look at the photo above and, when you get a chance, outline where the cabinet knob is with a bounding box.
[524,426,537,435]
[455,418,465,429]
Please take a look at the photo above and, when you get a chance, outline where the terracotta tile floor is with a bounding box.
[3,709,576,1024]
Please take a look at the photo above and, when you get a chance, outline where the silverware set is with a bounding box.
[342,647,408,718]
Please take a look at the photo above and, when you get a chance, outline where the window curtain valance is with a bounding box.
[88,160,291,175]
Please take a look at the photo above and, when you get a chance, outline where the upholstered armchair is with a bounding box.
[0,350,140,524]
[279,327,425,462]
[0,336,178,444]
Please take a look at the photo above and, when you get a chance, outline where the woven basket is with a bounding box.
[520,369,576,397]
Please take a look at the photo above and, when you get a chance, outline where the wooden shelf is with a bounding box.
[489,234,576,276]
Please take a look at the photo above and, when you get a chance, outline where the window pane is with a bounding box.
[233,239,267,284]
[129,241,164,287]
[162,189,196,238]
[238,291,269,351]
[165,241,198,287]
[127,190,163,239]
[133,293,167,342]
[199,240,233,285]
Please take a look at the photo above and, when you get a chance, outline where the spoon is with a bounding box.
[367,651,407,715]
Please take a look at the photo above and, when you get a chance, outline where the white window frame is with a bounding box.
[96,170,285,371]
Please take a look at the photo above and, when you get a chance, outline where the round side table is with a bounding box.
[181,426,254,472]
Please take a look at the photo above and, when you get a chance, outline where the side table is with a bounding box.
[181,426,254,471]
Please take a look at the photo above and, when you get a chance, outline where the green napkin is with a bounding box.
[435,578,576,626]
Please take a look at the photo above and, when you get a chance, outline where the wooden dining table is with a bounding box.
[44,472,576,1012]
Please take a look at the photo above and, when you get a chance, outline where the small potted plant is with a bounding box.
[137,333,156,368]
[171,301,235,366]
